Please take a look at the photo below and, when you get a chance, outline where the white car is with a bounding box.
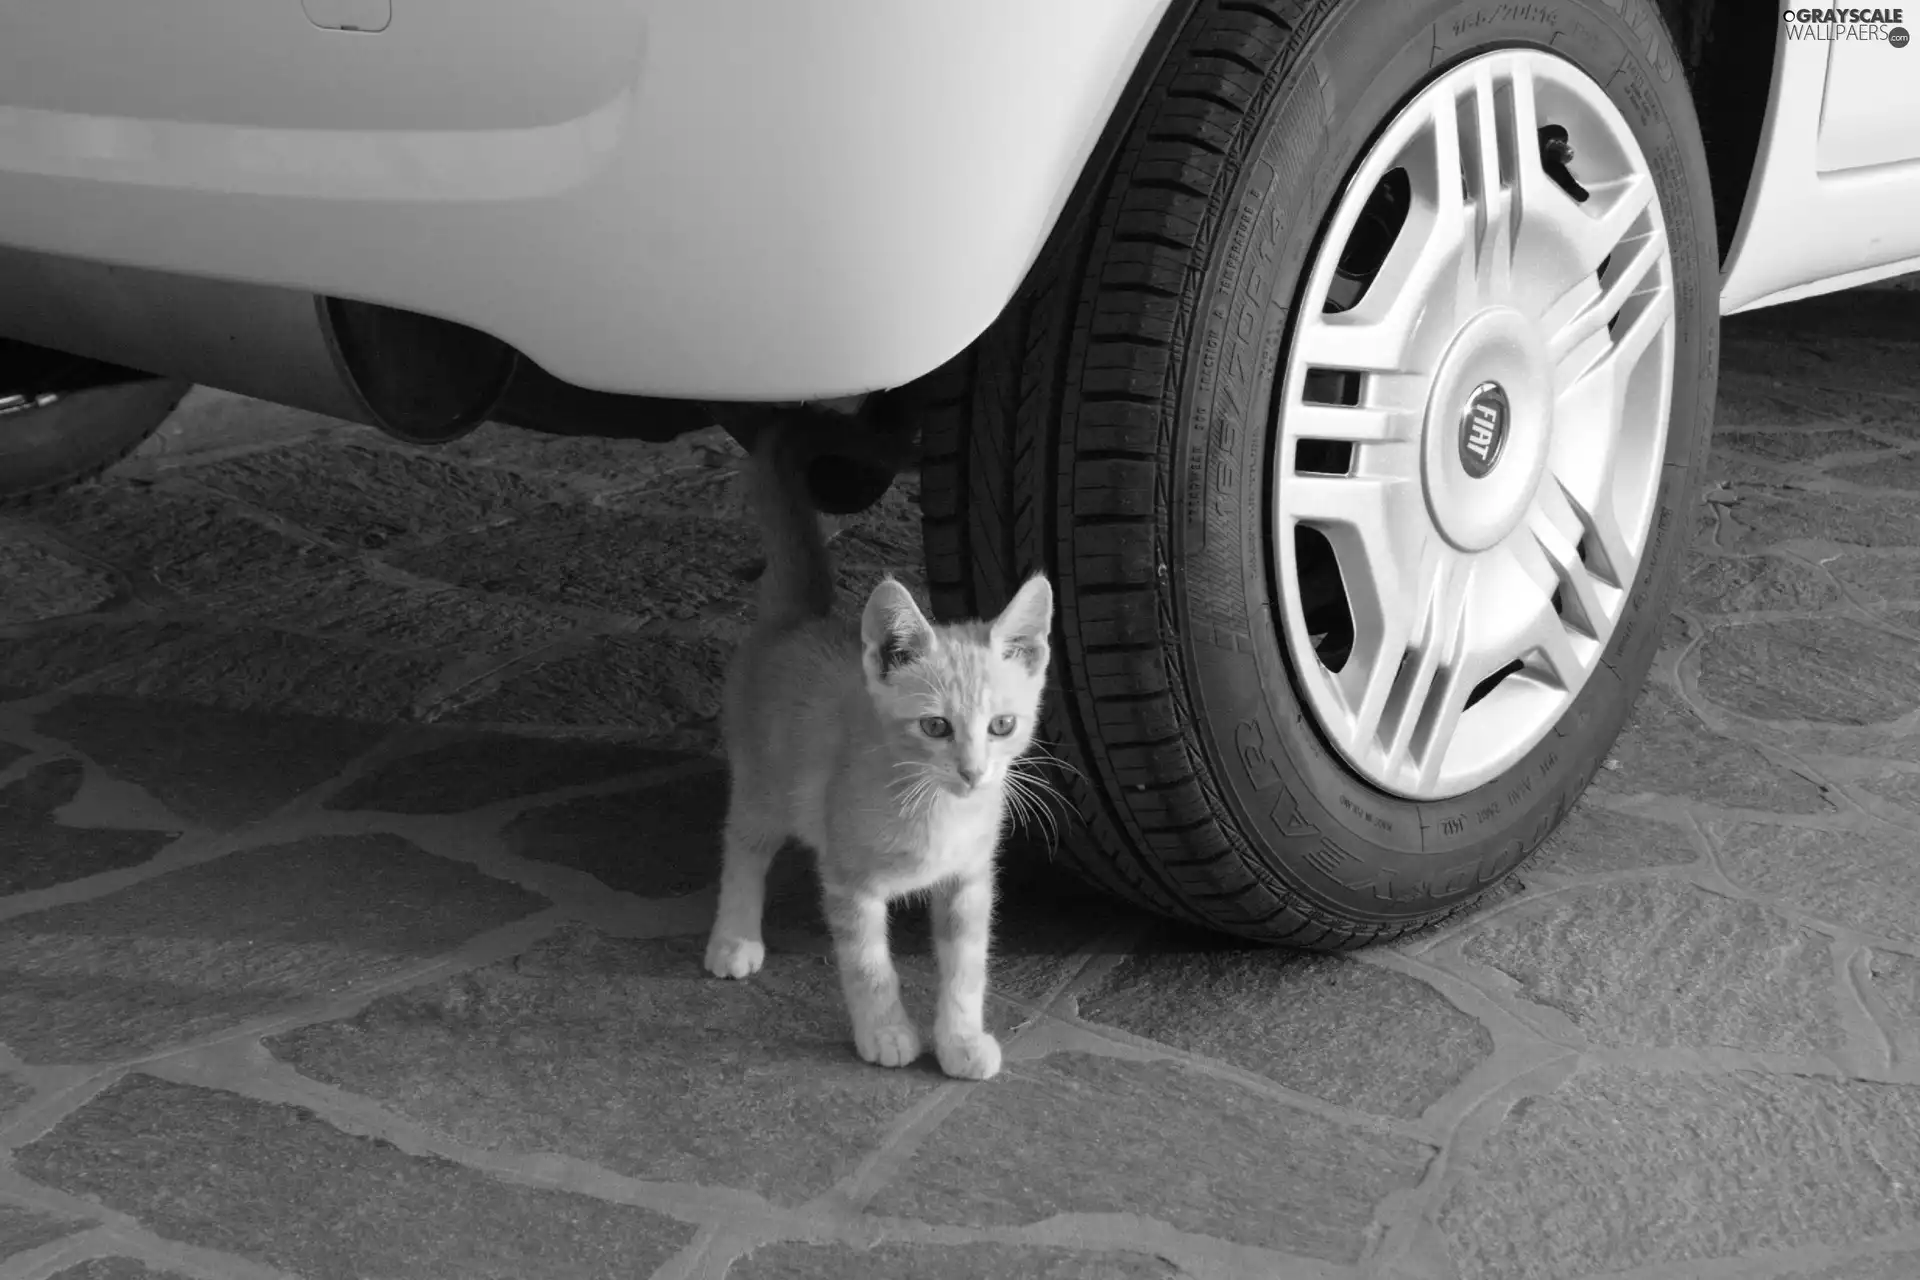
[3,2,1914,946]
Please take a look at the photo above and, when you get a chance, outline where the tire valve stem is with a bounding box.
[1538,126,1589,203]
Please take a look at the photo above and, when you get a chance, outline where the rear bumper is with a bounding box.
[0,0,1169,400]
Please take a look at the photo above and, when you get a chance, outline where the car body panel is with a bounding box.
[1720,22,1920,314]
[0,0,1172,399]
[1815,25,1920,172]
[0,0,642,132]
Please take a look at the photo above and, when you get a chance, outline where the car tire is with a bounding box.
[917,0,1716,946]
[0,340,189,507]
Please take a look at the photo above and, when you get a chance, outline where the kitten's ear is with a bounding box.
[862,577,934,683]
[991,574,1053,677]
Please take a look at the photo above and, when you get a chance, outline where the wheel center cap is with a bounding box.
[1422,307,1551,552]
[1457,382,1509,479]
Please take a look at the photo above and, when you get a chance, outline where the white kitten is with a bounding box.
[704,418,1053,1081]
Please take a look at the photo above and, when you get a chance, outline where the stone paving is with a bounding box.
[2,279,1920,1279]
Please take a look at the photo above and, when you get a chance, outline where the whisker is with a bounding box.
[1013,763,1082,796]
[1005,791,1038,843]
[892,764,943,819]
[1002,770,1061,847]
[1030,801,1060,849]
[1018,745,1085,779]
[1015,766,1070,831]
[1009,764,1074,809]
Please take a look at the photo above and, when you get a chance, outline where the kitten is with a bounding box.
[703,416,1053,1082]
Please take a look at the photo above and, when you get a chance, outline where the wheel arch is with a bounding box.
[901,0,1768,416]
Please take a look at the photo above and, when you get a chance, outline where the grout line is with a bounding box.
[0,908,573,1153]
[802,917,1148,1219]
[144,1041,789,1225]
[1010,1016,1439,1147]
[0,1227,116,1280]
[8,1030,1350,1280]
[1835,939,1899,1079]
[0,729,724,927]
[643,1225,738,1280]
[1365,1050,1583,1280]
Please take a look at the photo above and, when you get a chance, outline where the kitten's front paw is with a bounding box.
[704,934,765,979]
[854,1019,923,1069]
[935,1031,1003,1081]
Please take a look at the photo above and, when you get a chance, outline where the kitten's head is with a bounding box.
[860,574,1053,798]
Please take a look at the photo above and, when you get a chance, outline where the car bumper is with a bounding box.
[0,0,1170,399]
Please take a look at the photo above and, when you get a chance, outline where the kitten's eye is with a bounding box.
[988,715,1017,737]
[919,716,953,739]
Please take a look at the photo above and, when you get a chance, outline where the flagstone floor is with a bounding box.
[2,280,1920,1280]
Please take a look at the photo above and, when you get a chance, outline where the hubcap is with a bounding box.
[1271,50,1676,800]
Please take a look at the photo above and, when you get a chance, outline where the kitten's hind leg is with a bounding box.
[704,797,780,979]
[931,869,1002,1080]
[823,886,922,1068]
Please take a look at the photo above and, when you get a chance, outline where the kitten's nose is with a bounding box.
[956,765,980,789]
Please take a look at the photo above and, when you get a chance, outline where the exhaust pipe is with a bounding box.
[0,245,916,515]
[0,246,515,445]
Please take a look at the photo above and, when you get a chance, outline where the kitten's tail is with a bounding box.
[747,418,835,631]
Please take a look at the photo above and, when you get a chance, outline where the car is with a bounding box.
[3,1,1916,947]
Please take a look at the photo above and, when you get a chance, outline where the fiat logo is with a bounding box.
[1458,382,1509,479]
